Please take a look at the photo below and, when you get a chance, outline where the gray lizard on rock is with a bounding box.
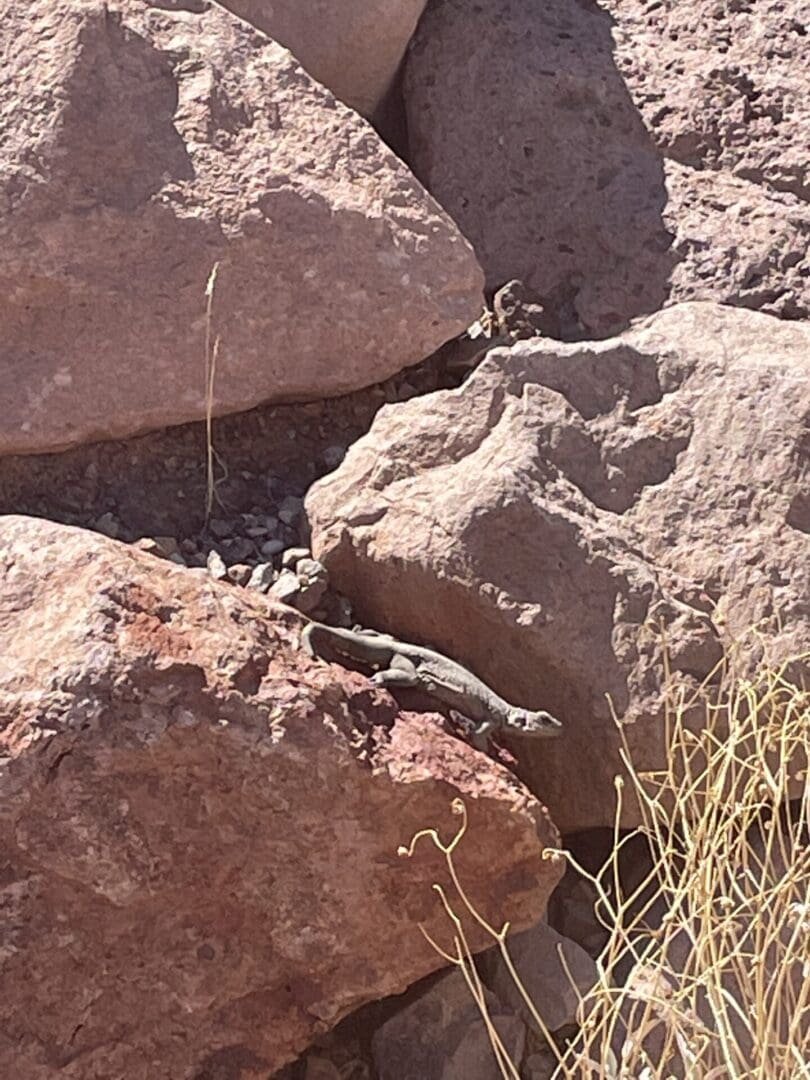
[302,621,562,749]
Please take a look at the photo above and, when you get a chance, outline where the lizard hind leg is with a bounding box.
[370,654,419,690]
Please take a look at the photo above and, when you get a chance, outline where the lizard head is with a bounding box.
[509,708,563,738]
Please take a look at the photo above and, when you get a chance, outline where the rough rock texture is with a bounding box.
[404,0,809,338]
[0,516,561,1079]
[218,0,428,117]
[307,302,810,830]
[371,969,526,1080]
[0,0,483,457]
[603,0,809,200]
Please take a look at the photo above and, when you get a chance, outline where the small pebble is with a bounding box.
[222,537,255,563]
[296,558,327,583]
[322,445,345,470]
[278,495,304,525]
[206,550,228,580]
[153,535,180,558]
[94,512,121,539]
[268,570,302,605]
[132,537,162,557]
[260,538,286,558]
[227,563,253,587]
[208,518,231,539]
[247,563,277,592]
[168,552,187,567]
[281,546,312,569]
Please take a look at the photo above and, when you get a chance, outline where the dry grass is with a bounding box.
[403,651,810,1079]
[204,262,225,523]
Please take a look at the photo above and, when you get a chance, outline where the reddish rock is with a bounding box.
[403,0,809,336]
[307,302,810,830]
[218,0,428,117]
[0,0,483,457]
[0,516,560,1079]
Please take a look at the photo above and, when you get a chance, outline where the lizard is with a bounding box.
[440,279,549,379]
[302,620,562,750]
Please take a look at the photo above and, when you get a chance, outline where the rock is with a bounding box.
[546,875,607,961]
[227,562,253,587]
[244,524,271,539]
[0,515,561,1079]
[481,922,598,1033]
[278,495,305,527]
[260,538,287,558]
[292,560,330,615]
[296,558,328,583]
[93,511,121,539]
[523,1049,562,1080]
[222,536,257,564]
[152,535,180,559]
[371,969,527,1080]
[662,161,808,322]
[268,567,329,616]
[282,546,314,570]
[247,562,277,592]
[602,0,808,201]
[167,551,187,567]
[322,446,346,470]
[269,568,305,606]
[205,548,228,580]
[306,302,810,829]
[217,0,428,117]
[0,0,483,457]
[404,0,809,337]
[132,537,164,559]
[208,519,233,540]
[303,1058,342,1080]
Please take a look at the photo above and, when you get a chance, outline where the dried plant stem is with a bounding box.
[403,648,810,1079]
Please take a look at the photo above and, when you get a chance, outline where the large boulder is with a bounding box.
[403,0,809,337]
[0,0,482,457]
[602,0,808,200]
[306,302,810,830]
[218,0,428,118]
[0,516,561,1079]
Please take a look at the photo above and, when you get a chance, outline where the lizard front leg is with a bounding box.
[370,653,420,689]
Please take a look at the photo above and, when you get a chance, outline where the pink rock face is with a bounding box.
[403,0,809,337]
[307,302,810,831]
[602,0,808,200]
[218,0,429,117]
[0,0,483,457]
[0,516,560,1079]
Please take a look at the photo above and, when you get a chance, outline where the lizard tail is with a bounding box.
[301,621,317,658]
